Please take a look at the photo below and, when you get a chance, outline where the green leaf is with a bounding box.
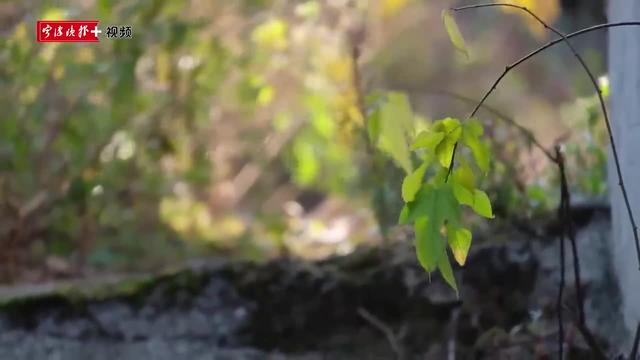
[412,131,445,150]
[415,216,443,272]
[452,182,474,206]
[429,166,449,186]
[448,226,472,266]
[402,161,429,202]
[465,119,484,137]
[435,137,456,168]
[412,184,461,274]
[402,184,433,224]
[431,118,462,168]
[451,162,475,206]
[434,118,462,141]
[399,204,410,225]
[462,129,490,172]
[438,251,458,293]
[376,92,414,173]
[386,92,415,134]
[442,9,469,59]
[472,189,494,218]
[453,163,476,190]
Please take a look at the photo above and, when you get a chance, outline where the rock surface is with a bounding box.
[0,207,623,359]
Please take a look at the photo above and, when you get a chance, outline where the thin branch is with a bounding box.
[358,307,404,360]
[448,6,640,268]
[446,7,627,357]
[557,150,585,325]
[557,147,608,359]
[420,89,556,161]
[557,182,567,360]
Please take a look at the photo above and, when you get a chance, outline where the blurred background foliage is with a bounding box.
[0,0,609,283]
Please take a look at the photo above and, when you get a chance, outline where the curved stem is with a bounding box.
[557,193,566,360]
[444,11,640,268]
[421,89,556,161]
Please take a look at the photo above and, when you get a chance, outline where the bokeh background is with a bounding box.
[0,0,610,283]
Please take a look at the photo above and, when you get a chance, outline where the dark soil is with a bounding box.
[0,205,626,359]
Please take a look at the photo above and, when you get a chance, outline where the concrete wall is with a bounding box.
[608,0,640,341]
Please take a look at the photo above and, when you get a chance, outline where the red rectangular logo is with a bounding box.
[36,20,101,42]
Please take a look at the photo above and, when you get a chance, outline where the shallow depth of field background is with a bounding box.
[0,0,609,283]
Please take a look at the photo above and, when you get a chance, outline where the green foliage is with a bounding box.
[563,90,610,197]
[0,1,275,269]
[462,120,491,172]
[1,0,587,286]
[402,162,428,202]
[369,93,494,292]
[370,92,415,173]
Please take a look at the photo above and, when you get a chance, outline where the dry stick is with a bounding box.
[442,12,640,358]
[557,149,608,359]
[557,164,567,360]
[357,307,404,360]
[558,157,586,324]
[515,9,605,354]
[449,5,640,271]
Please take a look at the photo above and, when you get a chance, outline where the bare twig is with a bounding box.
[557,149,585,324]
[357,307,404,360]
[557,147,608,359]
[557,166,567,360]
[420,89,556,161]
[448,6,640,269]
[444,7,640,357]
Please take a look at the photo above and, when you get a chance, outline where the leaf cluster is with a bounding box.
[368,92,494,292]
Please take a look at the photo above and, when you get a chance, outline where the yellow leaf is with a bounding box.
[442,9,469,59]
[449,227,472,266]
